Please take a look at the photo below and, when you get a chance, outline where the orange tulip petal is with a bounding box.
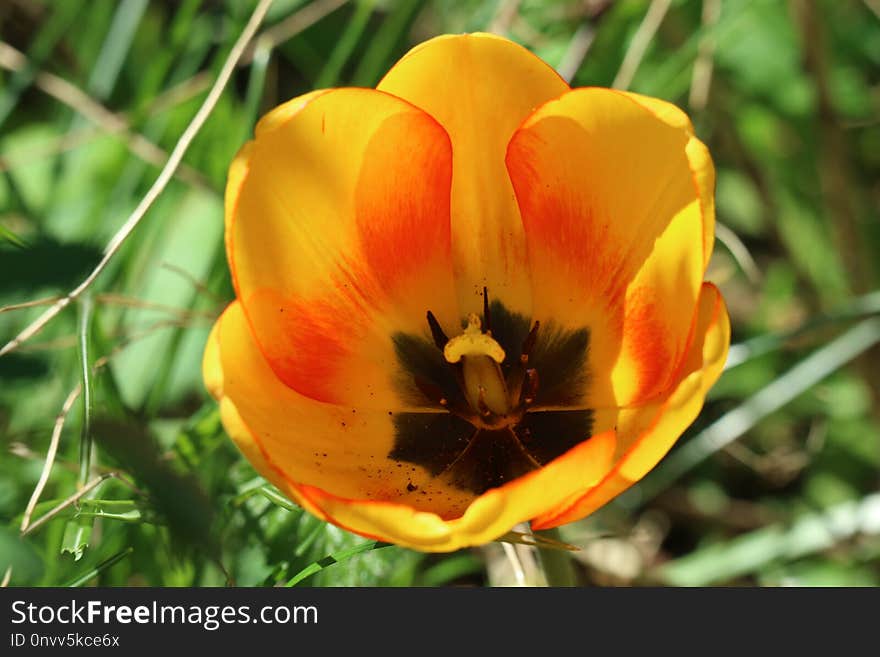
[208,301,482,518]
[531,282,730,529]
[615,91,716,267]
[506,87,714,409]
[228,88,460,409]
[378,33,569,316]
[295,428,617,552]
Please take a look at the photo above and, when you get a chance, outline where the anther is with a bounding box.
[443,314,505,364]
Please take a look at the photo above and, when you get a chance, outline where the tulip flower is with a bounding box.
[203,33,730,552]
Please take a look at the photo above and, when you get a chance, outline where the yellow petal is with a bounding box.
[297,428,616,552]
[506,87,714,409]
[227,88,461,409]
[615,90,715,267]
[201,313,224,401]
[213,300,478,519]
[532,283,730,529]
[378,33,569,316]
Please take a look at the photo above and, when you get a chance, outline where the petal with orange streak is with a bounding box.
[531,283,730,529]
[378,33,569,316]
[228,88,460,409]
[208,301,479,520]
[506,87,715,409]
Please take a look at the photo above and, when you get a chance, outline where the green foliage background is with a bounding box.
[0,0,878,587]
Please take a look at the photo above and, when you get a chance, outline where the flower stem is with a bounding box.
[534,527,579,587]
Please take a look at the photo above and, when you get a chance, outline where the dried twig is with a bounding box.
[0,296,62,315]
[95,293,217,321]
[487,0,521,35]
[688,0,721,110]
[19,385,83,533]
[22,473,115,537]
[612,0,672,90]
[556,1,613,83]
[160,261,226,307]
[557,22,598,83]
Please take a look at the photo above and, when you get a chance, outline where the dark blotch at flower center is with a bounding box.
[389,289,594,495]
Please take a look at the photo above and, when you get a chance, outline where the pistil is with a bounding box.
[443,314,511,417]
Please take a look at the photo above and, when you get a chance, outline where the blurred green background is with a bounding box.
[1,0,878,587]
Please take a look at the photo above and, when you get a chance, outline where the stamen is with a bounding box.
[482,286,492,335]
[444,314,510,417]
[521,320,540,364]
[521,368,539,406]
[426,310,449,349]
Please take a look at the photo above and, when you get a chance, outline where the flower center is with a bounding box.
[425,292,542,431]
[389,289,594,496]
[444,313,511,419]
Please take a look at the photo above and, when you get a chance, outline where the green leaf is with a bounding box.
[61,517,93,562]
[285,538,392,587]
[0,526,44,584]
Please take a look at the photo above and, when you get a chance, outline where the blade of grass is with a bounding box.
[284,540,390,586]
[420,553,483,586]
[314,0,375,87]
[19,385,82,533]
[77,293,95,487]
[241,39,272,136]
[688,0,722,111]
[65,547,134,587]
[0,0,84,128]
[634,2,749,97]
[534,528,579,586]
[259,485,301,513]
[351,0,421,86]
[0,224,27,248]
[86,0,148,100]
